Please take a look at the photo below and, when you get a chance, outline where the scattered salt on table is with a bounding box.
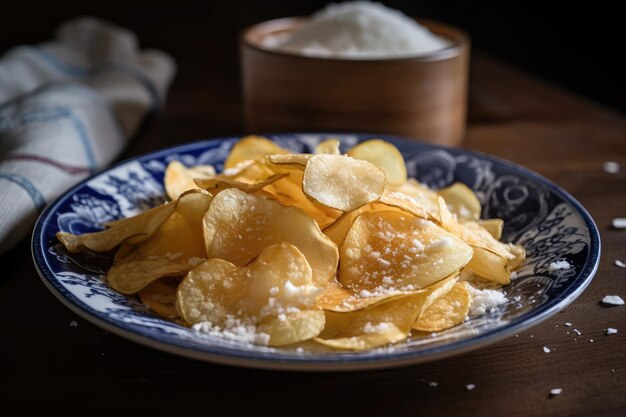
[602,161,621,174]
[606,328,618,335]
[465,384,476,391]
[601,295,625,306]
[615,259,626,269]
[550,388,563,396]
[69,320,78,328]
[543,346,551,353]
[613,218,626,229]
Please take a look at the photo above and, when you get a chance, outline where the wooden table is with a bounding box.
[2,16,625,416]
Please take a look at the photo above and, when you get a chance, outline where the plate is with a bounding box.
[32,133,600,371]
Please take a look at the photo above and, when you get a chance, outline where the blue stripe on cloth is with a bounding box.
[28,47,88,77]
[30,46,160,113]
[0,172,46,211]
[14,106,98,173]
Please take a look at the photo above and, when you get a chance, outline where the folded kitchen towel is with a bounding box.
[0,17,176,254]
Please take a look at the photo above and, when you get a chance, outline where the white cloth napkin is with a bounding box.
[0,17,176,254]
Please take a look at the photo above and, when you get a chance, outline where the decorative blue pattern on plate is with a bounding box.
[32,134,601,371]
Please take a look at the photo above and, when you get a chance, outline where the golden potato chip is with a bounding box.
[303,154,386,212]
[224,135,289,169]
[379,191,431,221]
[315,139,341,155]
[164,160,216,200]
[316,281,409,313]
[387,178,441,217]
[479,218,504,240]
[318,273,457,313]
[347,139,407,186]
[466,246,511,284]
[176,243,322,336]
[107,190,212,294]
[56,201,175,253]
[267,154,311,168]
[322,202,391,247]
[338,210,473,292]
[258,310,325,346]
[437,182,481,221]
[262,168,342,229]
[315,292,429,350]
[437,197,525,281]
[139,278,180,319]
[203,188,339,286]
[413,282,471,332]
[194,173,288,195]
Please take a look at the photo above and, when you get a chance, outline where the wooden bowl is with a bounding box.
[241,17,470,146]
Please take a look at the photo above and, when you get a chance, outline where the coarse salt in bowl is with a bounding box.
[241,2,470,146]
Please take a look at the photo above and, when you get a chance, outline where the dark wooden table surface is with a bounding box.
[2,12,626,416]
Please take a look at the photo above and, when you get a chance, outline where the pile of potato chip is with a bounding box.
[57,136,525,350]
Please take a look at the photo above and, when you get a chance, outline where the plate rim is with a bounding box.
[31,133,602,371]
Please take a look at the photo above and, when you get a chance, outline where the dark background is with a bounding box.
[1,1,623,114]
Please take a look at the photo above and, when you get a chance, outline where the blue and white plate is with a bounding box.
[32,134,601,371]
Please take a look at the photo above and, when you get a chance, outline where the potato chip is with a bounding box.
[56,201,175,253]
[176,243,323,345]
[303,154,386,211]
[413,282,471,332]
[479,218,504,240]
[194,172,288,195]
[387,178,440,217]
[322,202,391,247]
[258,310,325,346]
[267,154,311,168]
[316,281,408,312]
[437,182,481,221]
[263,168,342,229]
[315,139,341,155]
[437,197,524,282]
[315,292,430,350]
[107,190,212,294]
[139,278,180,319]
[338,210,473,292]
[164,160,216,200]
[224,135,289,169]
[203,188,339,286]
[318,273,457,313]
[347,139,407,186]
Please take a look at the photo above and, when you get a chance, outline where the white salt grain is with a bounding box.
[615,259,626,269]
[465,384,476,391]
[69,320,78,328]
[543,346,551,353]
[602,161,621,174]
[565,322,572,327]
[262,1,451,59]
[613,218,626,229]
[548,260,571,273]
[429,381,438,387]
[550,388,563,396]
[601,295,625,306]
[606,328,618,335]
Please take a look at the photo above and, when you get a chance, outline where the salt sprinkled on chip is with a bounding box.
[465,384,476,391]
[548,260,571,273]
[615,259,626,269]
[602,161,621,174]
[69,320,78,328]
[550,388,563,396]
[543,346,551,353]
[601,295,625,306]
[613,218,626,229]
[606,328,618,335]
